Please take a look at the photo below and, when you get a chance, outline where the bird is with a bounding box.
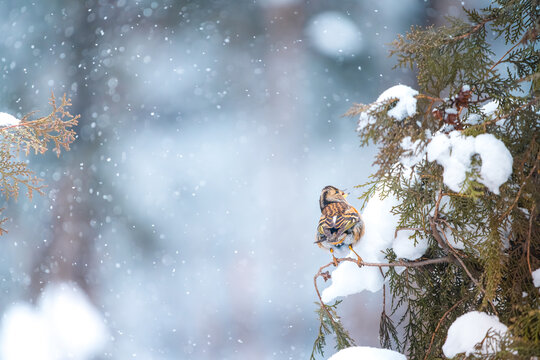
[315,185,365,266]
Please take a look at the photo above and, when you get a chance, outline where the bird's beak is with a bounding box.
[343,192,349,198]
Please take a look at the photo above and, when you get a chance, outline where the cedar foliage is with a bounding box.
[0,94,78,234]
[312,1,539,359]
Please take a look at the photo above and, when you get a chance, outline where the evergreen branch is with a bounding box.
[482,96,539,128]
[452,16,495,41]
[423,298,466,360]
[499,146,539,221]
[394,227,424,238]
[429,215,498,315]
[488,40,524,71]
[526,203,536,277]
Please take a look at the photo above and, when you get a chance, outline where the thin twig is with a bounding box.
[424,298,466,360]
[489,41,522,72]
[316,256,452,278]
[313,271,338,328]
[434,189,443,220]
[429,215,451,253]
[416,93,444,102]
[452,17,494,41]
[526,204,536,276]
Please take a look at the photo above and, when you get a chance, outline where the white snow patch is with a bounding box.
[306,12,362,58]
[0,112,20,126]
[393,230,428,260]
[474,134,513,194]
[427,131,512,194]
[442,311,508,358]
[322,192,399,302]
[376,84,419,121]
[532,268,540,287]
[329,346,406,360]
[481,101,499,116]
[0,283,108,360]
[0,304,53,360]
[357,84,418,131]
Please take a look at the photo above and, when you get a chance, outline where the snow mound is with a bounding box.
[358,84,419,130]
[481,101,499,116]
[0,112,20,126]
[306,12,362,58]
[532,268,540,287]
[442,311,508,358]
[0,283,108,360]
[376,84,419,121]
[474,134,513,194]
[427,131,512,194]
[0,304,53,360]
[329,346,406,360]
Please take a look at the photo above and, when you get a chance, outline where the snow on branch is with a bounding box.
[427,131,513,194]
[357,84,419,131]
[442,311,508,358]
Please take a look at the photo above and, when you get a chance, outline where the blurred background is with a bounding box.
[0,0,478,359]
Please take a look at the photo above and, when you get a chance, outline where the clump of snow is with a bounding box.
[474,134,513,194]
[329,346,406,360]
[306,12,362,58]
[442,311,508,358]
[0,112,20,126]
[357,84,419,131]
[0,283,108,360]
[0,305,53,360]
[427,131,512,194]
[481,100,506,126]
[532,268,540,287]
[481,101,499,116]
[377,85,419,121]
[393,230,428,260]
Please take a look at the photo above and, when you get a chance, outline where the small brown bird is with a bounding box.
[315,185,365,265]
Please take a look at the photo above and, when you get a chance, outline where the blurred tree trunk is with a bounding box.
[30,1,107,302]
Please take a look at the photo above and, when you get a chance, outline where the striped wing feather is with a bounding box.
[317,203,360,241]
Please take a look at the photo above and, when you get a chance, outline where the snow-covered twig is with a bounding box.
[314,256,452,304]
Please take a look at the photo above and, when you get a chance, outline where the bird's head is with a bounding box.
[319,185,348,210]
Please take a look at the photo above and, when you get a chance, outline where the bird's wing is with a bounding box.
[334,206,360,236]
[316,204,360,242]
